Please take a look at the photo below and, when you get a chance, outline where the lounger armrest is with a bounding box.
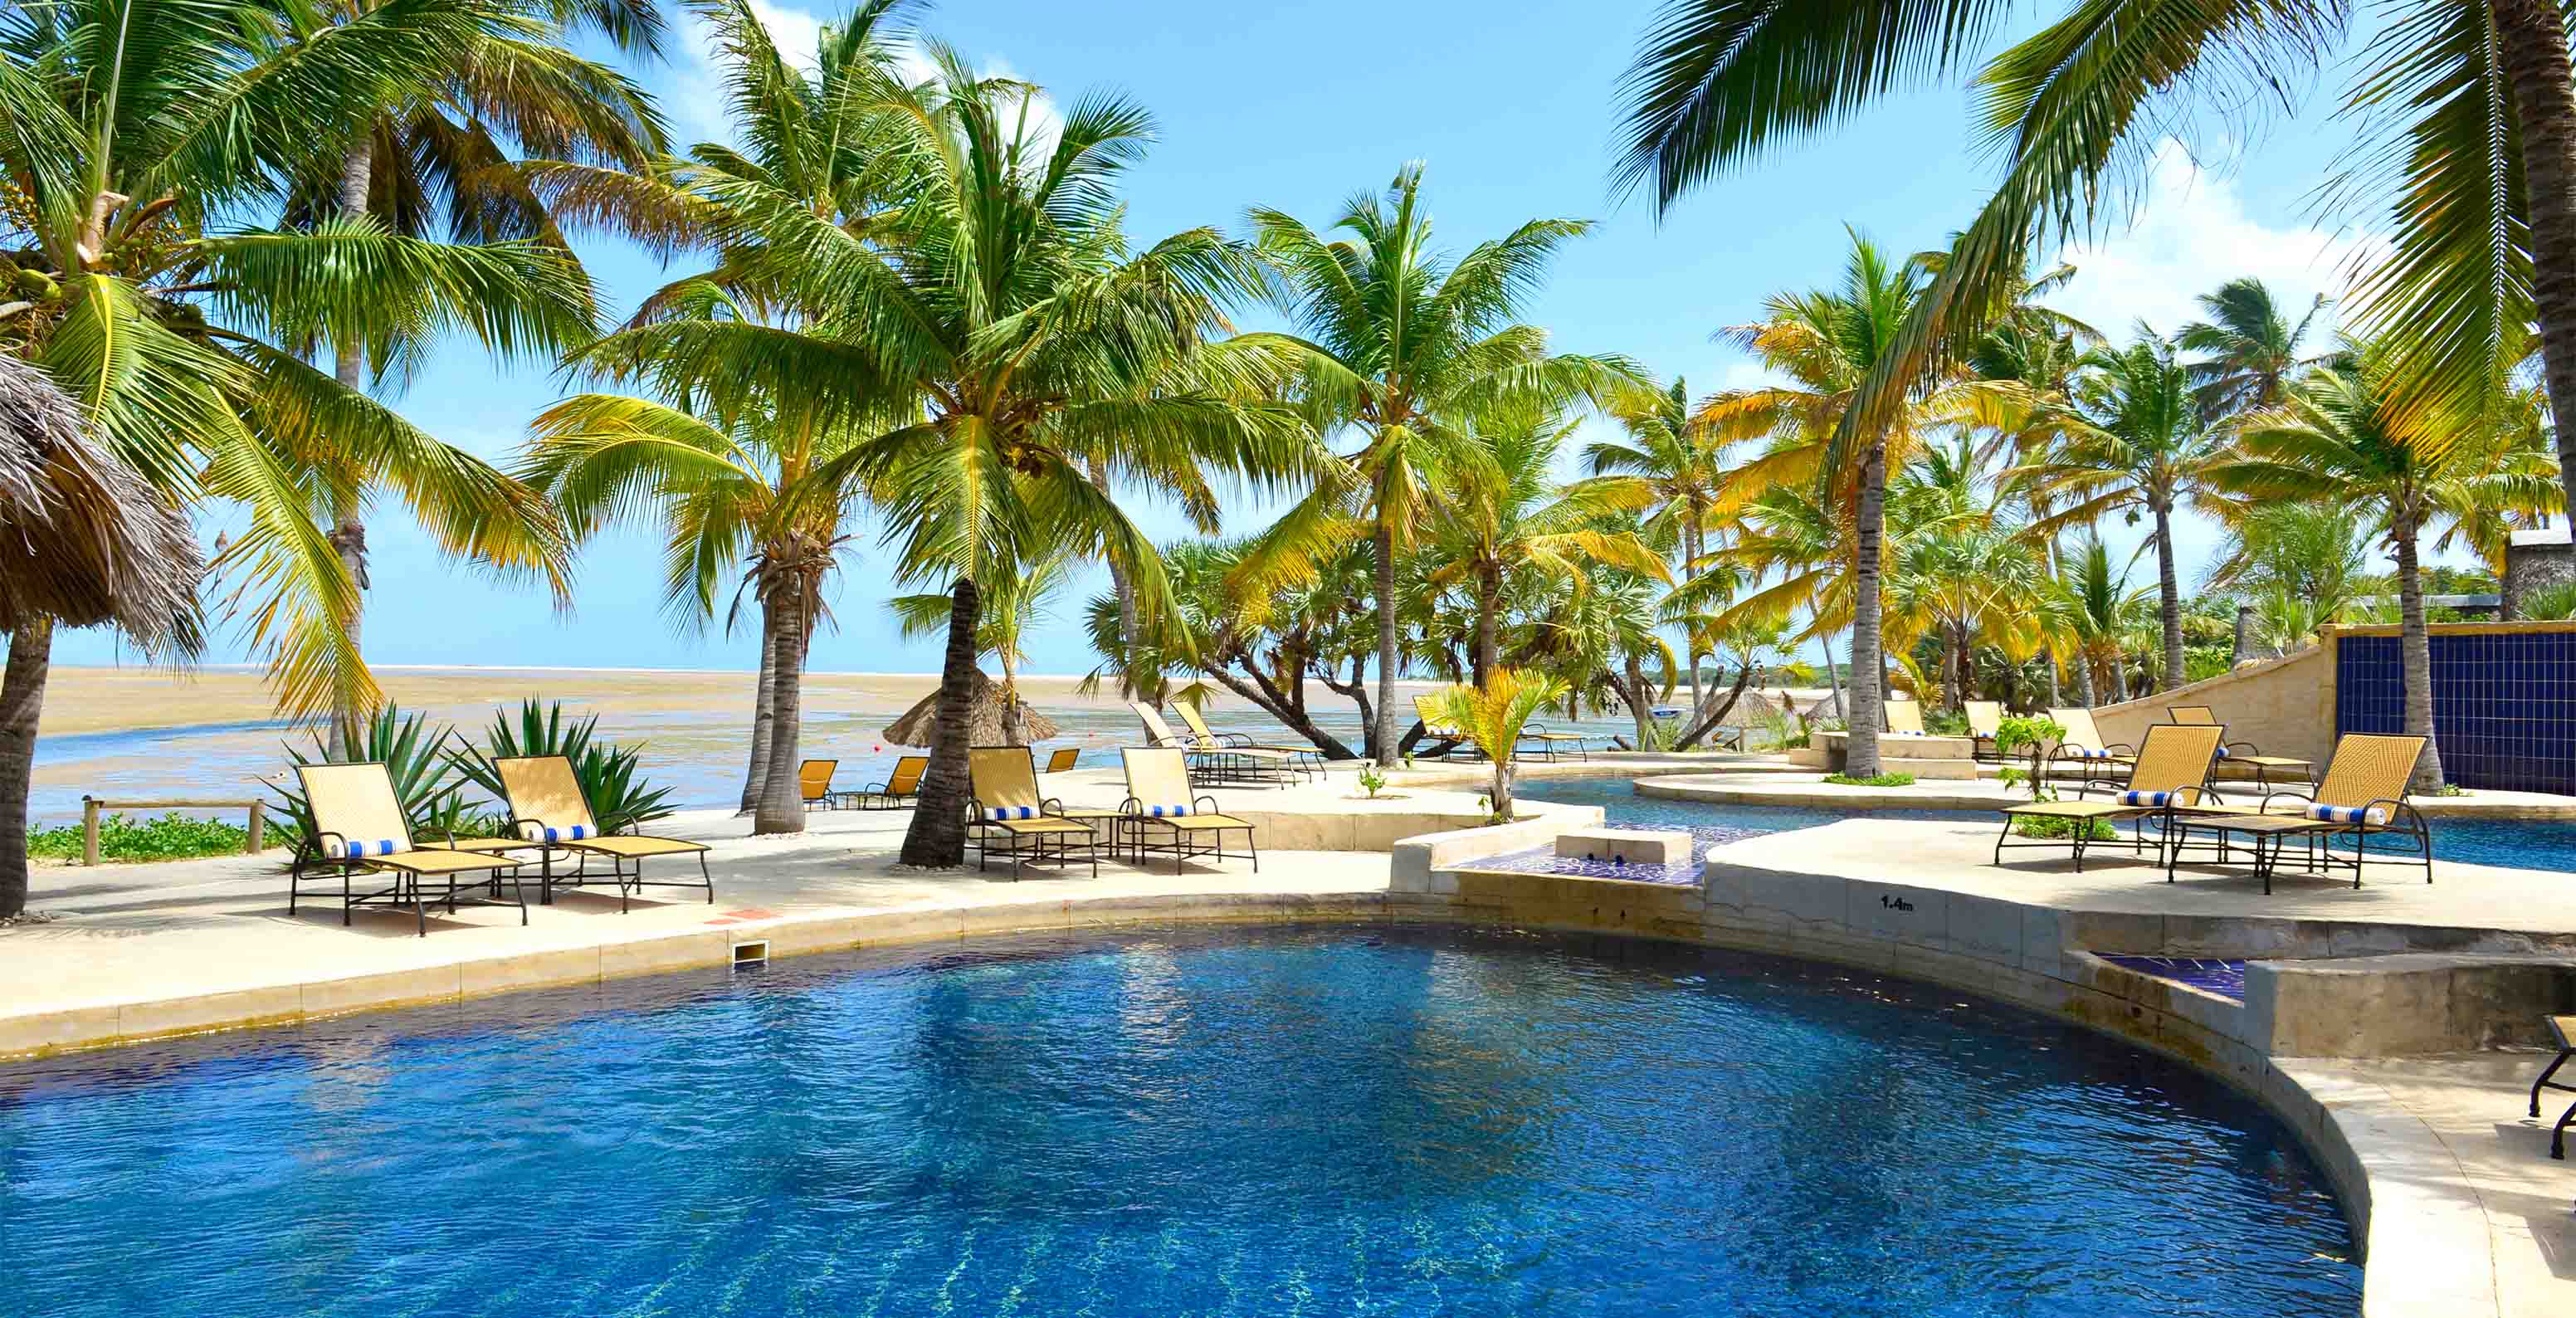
[1115,795,1144,816]
[2369,798,2426,832]
[313,828,350,861]
[2226,740,2261,755]
[1215,732,1256,748]
[2106,741,2135,756]
[1194,793,1221,814]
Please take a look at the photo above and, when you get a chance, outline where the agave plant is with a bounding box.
[450,699,676,835]
[270,706,471,857]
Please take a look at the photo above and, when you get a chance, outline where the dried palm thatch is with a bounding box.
[882,669,1060,748]
[0,355,202,648]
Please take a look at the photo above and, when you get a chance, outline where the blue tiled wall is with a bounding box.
[2336,632,2576,794]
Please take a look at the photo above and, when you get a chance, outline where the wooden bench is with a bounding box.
[79,796,267,866]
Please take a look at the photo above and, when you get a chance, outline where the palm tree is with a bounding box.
[1587,377,1732,710]
[1430,667,1569,823]
[2,0,595,735]
[892,547,1071,745]
[2013,332,2241,694]
[518,392,866,828]
[1238,163,1638,765]
[2203,502,2375,624]
[2054,536,2144,705]
[580,53,1320,863]
[2215,341,2561,789]
[288,0,666,752]
[1696,230,2011,774]
[1426,409,1670,683]
[0,354,203,917]
[1612,0,2576,526]
[2177,278,2332,420]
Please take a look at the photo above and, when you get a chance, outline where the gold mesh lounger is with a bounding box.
[486,755,713,912]
[1042,747,1079,774]
[1412,694,1478,760]
[1171,701,1318,783]
[1964,700,2003,762]
[799,759,841,811]
[967,746,1104,881]
[2167,705,2314,792]
[1885,700,1928,735]
[292,762,529,936]
[2044,707,2136,793]
[1993,724,2225,873]
[1117,747,1258,876]
[1515,720,1594,763]
[854,754,929,810]
[2163,734,2432,894]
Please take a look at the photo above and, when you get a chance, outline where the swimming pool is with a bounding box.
[1523,774,2576,875]
[0,925,2359,1316]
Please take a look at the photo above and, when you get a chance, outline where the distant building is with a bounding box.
[2509,525,2573,609]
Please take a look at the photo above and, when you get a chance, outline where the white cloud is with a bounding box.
[2047,140,2388,344]
[672,4,1059,154]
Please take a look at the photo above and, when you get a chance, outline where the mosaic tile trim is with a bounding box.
[1466,846,1703,887]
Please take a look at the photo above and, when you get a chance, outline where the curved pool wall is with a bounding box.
[0,924,2362,1316]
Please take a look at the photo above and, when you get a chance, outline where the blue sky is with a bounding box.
[60,0,2408,676]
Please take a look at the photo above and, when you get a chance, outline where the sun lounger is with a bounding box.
[1411,694,1477,760]
[1964,700,2003,762]
[469,755,715,913]
[1117,747,1258,875]
[1171,701,1320,783]
[1516,722,1593,763]
[1885,700,1927,735]
[1132,700,1290,787]
[799,759,840,810]
[966,745,1104,880]
[2163,733,2431,894]
[1042,747,1078,774]
[2167,705,2313,791]
[2043,706,2135,793]
[1993,724,2226,873]
[852,754,928,810]
[291,762,529,936]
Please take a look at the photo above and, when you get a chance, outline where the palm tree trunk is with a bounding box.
[1681,523,1704,715]
[326,139,373,761]
[752,587,807,834]
[1370,517,1398,767]
[1822,626,1844,719]
[2072,648,2095,707]
[1473,567,1498,686]
[0,618,53,919]
[2154,505,2185,692]
[2041,647,2061,708]
[1845,442,1886,777]
[738,606,779,813]
[1624,654,1651,746]
[900,578,982,866]
[1086,457,1140,699]
[1002,652,1025,746]
[2393,510,2447,791]
[2496,0,2576,521]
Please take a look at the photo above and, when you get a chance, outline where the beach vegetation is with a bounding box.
[451,698,678,834]
[1822,771,1915,788]
[1428,667,1569,823]
[27,813,251,864]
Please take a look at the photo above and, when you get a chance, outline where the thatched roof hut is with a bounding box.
[0,354,201,647]
[882,669,1061,749]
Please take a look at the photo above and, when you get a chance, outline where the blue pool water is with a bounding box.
[0,925,2358,1316]
[1524,774,2576,876]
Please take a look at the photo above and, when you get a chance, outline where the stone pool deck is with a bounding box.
[6,762,2572,1316]
[1641,767,2576,818]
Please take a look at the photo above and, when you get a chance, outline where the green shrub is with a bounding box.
[30,813,252,862]
[451,698,676,834]
[2015,815,2120,841]
[1823,771,1916,787]
[271,705,472,856]
[1924,707,1970,736]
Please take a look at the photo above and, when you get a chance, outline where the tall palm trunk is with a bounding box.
[2393,510,2447,791]
[1623,653,1651,746]
[1822,622,1844,719]
[1681,521,1704,714]
[2040,647,2061,707]
[2072,647,2096,707]
[2495,0,2576,519]
[1844,443,1886,776]
[738,605,779,813]
[1473,566,1498,686]
[1086,457,1139,698]
[2152,505,2184,692]
[326,139,373,761]
[1370,517,1398,766]
[900,578,982,866]
[751,584,807,834]
[0,618,53,919]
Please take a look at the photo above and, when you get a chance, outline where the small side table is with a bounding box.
[2528,1015,2576,1158]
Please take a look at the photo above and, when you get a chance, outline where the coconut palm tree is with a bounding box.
[1425,408,1670,683]
[0,355,203,917]
[2177,278,2334,420]
[1586,377,1733,711]
[284,0,666,753]
[2013,331,2242,694]
[1237,163,1639,765]
[1,0,596,737]
[2214,341,2561,789]
[1430,667,1569,823]
[578,52,1321,862]
[2054,536,2144,705]
[1612,0,2576,525]
[1695,230,2013,774]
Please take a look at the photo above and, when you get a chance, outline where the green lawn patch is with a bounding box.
[29,812,252,863]
[2014,816,2120,841]
[1822,771,1916,788]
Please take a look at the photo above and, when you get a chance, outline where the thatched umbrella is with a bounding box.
[0,354,204,917]
[882,669,1061,749]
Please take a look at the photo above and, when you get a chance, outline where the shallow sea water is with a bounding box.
[0,924,2359,1317]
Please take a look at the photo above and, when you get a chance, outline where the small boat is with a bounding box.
[1649,706,1685,720]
